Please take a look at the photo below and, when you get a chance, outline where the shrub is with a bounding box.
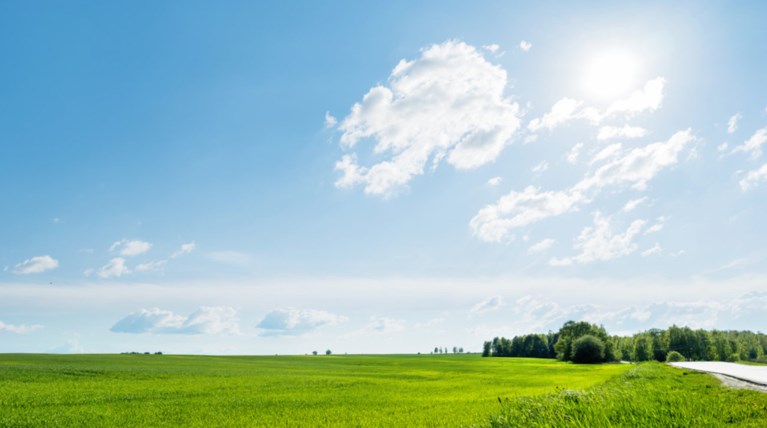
[666,351,685,362]
[571,335,605,364]
[726,353,740,362]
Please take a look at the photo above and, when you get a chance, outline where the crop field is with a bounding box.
[0,353,629,427]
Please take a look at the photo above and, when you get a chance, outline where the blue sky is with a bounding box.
[2,1,766,354]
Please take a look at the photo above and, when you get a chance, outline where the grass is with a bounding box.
[0,353,629,427]
[484,362,767,427]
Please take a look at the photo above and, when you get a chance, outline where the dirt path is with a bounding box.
[669,361,767,392]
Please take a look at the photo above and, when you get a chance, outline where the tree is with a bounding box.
[633,335,652,361]
[325,349,332,356]
[434,347,439,354]
[312,351,318,356]
[482,341,491,357]
[666,350,685,362]
[571,335,605,364]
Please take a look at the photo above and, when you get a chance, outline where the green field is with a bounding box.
[0,353,628,427]
[486,362,767,427]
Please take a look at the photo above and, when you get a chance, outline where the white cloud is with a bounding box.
[363,316,406,333]
[590,143,623,165]
[111,307,240,335]
[641,243,663,257]
[604,77,665,118]
[519,40,532,52]
[0,320,44,334]
[739,162,767,191]
[135,260,167,272]
[171,242,196,259]
[727,113,741,134]
[575,129,695,192]
[98,257,130,278]
[531,160,549,173]
[110,239,152,257]
[527,78,665,133]
[257,308,347,336]
[566,142,584,164]
[597,125,647,141]
[622,197,648,212]
[324,111,337,128]
[527,98,586,132]
[528,238,555,254]
[335,40,521,196]
[718,142,729,152]
[644,216,668,234]
[549,212,646,266]
[732,127,767,159]
[482,43,500,54]
[12,255,59,275]
[470,186,584,242]
[470,296,505,315]
[487,176,502,186]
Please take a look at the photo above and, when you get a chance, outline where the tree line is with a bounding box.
[483,321,767,364]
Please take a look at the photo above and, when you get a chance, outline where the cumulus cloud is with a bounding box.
[731,127,767,159]
[487,176,503,186]
[98,257,130,278]
[528,238,555,254]
[482,43,500,54]
[111,307,239,335]
[470,296,505,315]
[597,125,647,141]
[257,308,347,336]
[549,212,646,266]
[519,40,532,52]
[739,163,767,191]
[12,255,59,275]
[110,239,152,257]
[0,320,44,334]
[334,40,521,196]
[470,186,584,242]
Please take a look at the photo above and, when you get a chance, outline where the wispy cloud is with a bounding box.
[740,163,767,190]
[519,40,532,52]
[12,255,59,275]
[470,296,505,315]
[549,212,646,266]
[110,239,152,257]
[597,125,647,141]
[98,257,130,278]
[528,238,555,254]
[727,113,741,134]
[732,127,767,159]
[487,176,502,186]
[0,320,44,334]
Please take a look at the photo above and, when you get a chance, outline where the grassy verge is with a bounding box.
[0,354,629,427]
[483,362,767,427]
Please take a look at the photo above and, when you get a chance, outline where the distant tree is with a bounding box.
[482,341,492,357]
[434,346,439,354]
[325,349,332,355]
[452,346,458,354]
[571,335,605,364]
[633,335,652,361]
[312,350,318,356]
[459,347,464,353]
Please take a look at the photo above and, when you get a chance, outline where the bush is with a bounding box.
[666,351,685,362]
[571,335,605,364]
[726,353,740,362]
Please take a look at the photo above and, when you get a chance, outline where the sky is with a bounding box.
[1,1,766,355]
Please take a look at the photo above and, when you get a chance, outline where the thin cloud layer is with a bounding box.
[470,296,505,315]
[257,307,347,336]
[111,307,239,335]
[0,320,44,334]
[334,40,521,196]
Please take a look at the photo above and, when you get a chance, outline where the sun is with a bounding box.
[581,51,640,100]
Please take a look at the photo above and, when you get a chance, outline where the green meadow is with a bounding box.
[0,353,628,427]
